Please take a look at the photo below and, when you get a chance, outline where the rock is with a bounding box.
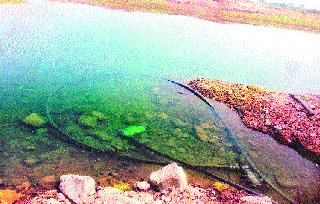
[59,174,96,204]
[136,181,150,191]
[149,163,188,190]
[122,126,146,137]
[95,187,153,204]
[91,111,107,121]
[0,178,3,186]
[79,115,98,128]
[22,113,46,127]
[240,195,272,204]
[0,190,22,204]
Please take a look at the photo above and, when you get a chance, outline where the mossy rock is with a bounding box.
[79,115,98,128]
[122,126,146,137]
[91,111,108,121]
[22,113,46,127]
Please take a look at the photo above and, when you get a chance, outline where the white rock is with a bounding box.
[136,181,151,191]
[59,174,96,204]
[95,187,143,204]
[240,196,272,204]
[149,163,188,190]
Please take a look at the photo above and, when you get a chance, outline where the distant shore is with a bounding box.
[43,0,320,33]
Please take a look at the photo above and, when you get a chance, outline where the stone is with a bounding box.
[22,113,46,127]
[79,115,98,128]
[0,190,22,204]
[149,163,188,190]
[59,174,96,204]
[95,187,153,204]
[91,111,107,121]
[240,196,272,204]
[122,126,146,137]
[136,181,150,191]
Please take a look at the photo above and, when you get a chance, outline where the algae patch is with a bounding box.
[22,113,46,127]
[122,126,146,137]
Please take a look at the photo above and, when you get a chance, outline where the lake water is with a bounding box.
[0,1,320,203]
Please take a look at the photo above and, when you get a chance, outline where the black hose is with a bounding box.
[167,79,293,204]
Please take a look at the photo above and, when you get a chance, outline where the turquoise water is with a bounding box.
[1,1,320,92]
[1,1,320,203]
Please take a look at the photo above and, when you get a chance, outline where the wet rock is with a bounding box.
[0,189,22,204]
[150,162,188,190]
[136,181,150,191]
[95,187,146,204]
[30,190,71,204]
[60,174,96,204]
[240,195,272,204]
[22,113,46,127]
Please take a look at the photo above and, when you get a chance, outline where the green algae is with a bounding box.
[22,113,46,127]
[91,111,108,121]
[122,126,146,137]
[79,115,98,128]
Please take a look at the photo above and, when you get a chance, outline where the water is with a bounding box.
[0,1,320,203]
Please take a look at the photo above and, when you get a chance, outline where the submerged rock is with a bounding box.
[122,125,146,137]
[150,162,188,190]
[60,174,96,204]
[91,111,107,121]
[79,115,98,128]
[22,113,46,127]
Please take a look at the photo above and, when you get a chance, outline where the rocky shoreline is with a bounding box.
[2,163,272,204]
[188,78,320,163]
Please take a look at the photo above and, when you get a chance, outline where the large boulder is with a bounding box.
[59,175,96,204]
[150,163,188,190]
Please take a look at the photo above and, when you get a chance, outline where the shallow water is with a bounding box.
[0,1,320,203]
